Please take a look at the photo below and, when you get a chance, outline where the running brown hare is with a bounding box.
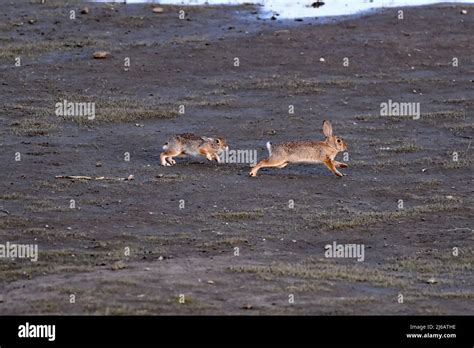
[249,120,348,177]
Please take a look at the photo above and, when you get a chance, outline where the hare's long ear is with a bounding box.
[201,136,213,142]
[322,120,333,138]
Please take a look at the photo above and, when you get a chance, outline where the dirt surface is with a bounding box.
[0,0,473,315]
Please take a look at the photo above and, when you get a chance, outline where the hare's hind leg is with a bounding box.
[323,158,344,177]
[160,149,181,166]
[249,158,287,177]
[333,160,348,168]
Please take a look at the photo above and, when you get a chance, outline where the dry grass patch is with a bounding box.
[230,261,409,288]
[355,109,465,122]
[323,202,462,230]
[416,179,441,190]
[0,38,101,59]
[0,216,28,229]
[215,210,264,221]
[389,249,473,274]
[442,158,472,169]
[26,199,64,213]
[198,237,249,248]
[56,96,179,124]
[10,116,60,136]
[0,193,24,200]
[376,142,421,153]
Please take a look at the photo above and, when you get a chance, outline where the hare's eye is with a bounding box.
[337,139,341,143]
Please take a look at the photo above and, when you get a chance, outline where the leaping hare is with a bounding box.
[160,133,228,166]
[249,120,348,177]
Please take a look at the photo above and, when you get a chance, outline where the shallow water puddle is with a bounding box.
[96,0,473,19]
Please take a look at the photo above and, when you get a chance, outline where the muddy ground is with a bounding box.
[0,0,472,315]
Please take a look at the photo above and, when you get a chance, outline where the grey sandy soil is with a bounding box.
[0,0,472,314]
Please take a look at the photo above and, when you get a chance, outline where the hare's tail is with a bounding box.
[266,141,272,157]
[162,142,169,150]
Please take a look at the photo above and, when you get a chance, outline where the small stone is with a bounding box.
[426,277,437,284]
[93,51,110,59]
[152,7,164,13]
[158,256,163,261]
[242,304,253,310]
[460,9,467,15]
[311,1,325,8]
[112,261,126,270]
[81,6,90,14]
[319,57,325,62]
[96,161,102,167]
[207,280,215,284]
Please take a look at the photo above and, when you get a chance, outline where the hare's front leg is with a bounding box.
[212,152,221,163]
[203,150,214,162]
[323,158,344,177]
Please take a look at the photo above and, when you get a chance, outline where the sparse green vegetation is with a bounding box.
[215,210,264,220]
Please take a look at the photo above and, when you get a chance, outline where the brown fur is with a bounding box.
[160,133,228,166]
[249,120,348,177]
